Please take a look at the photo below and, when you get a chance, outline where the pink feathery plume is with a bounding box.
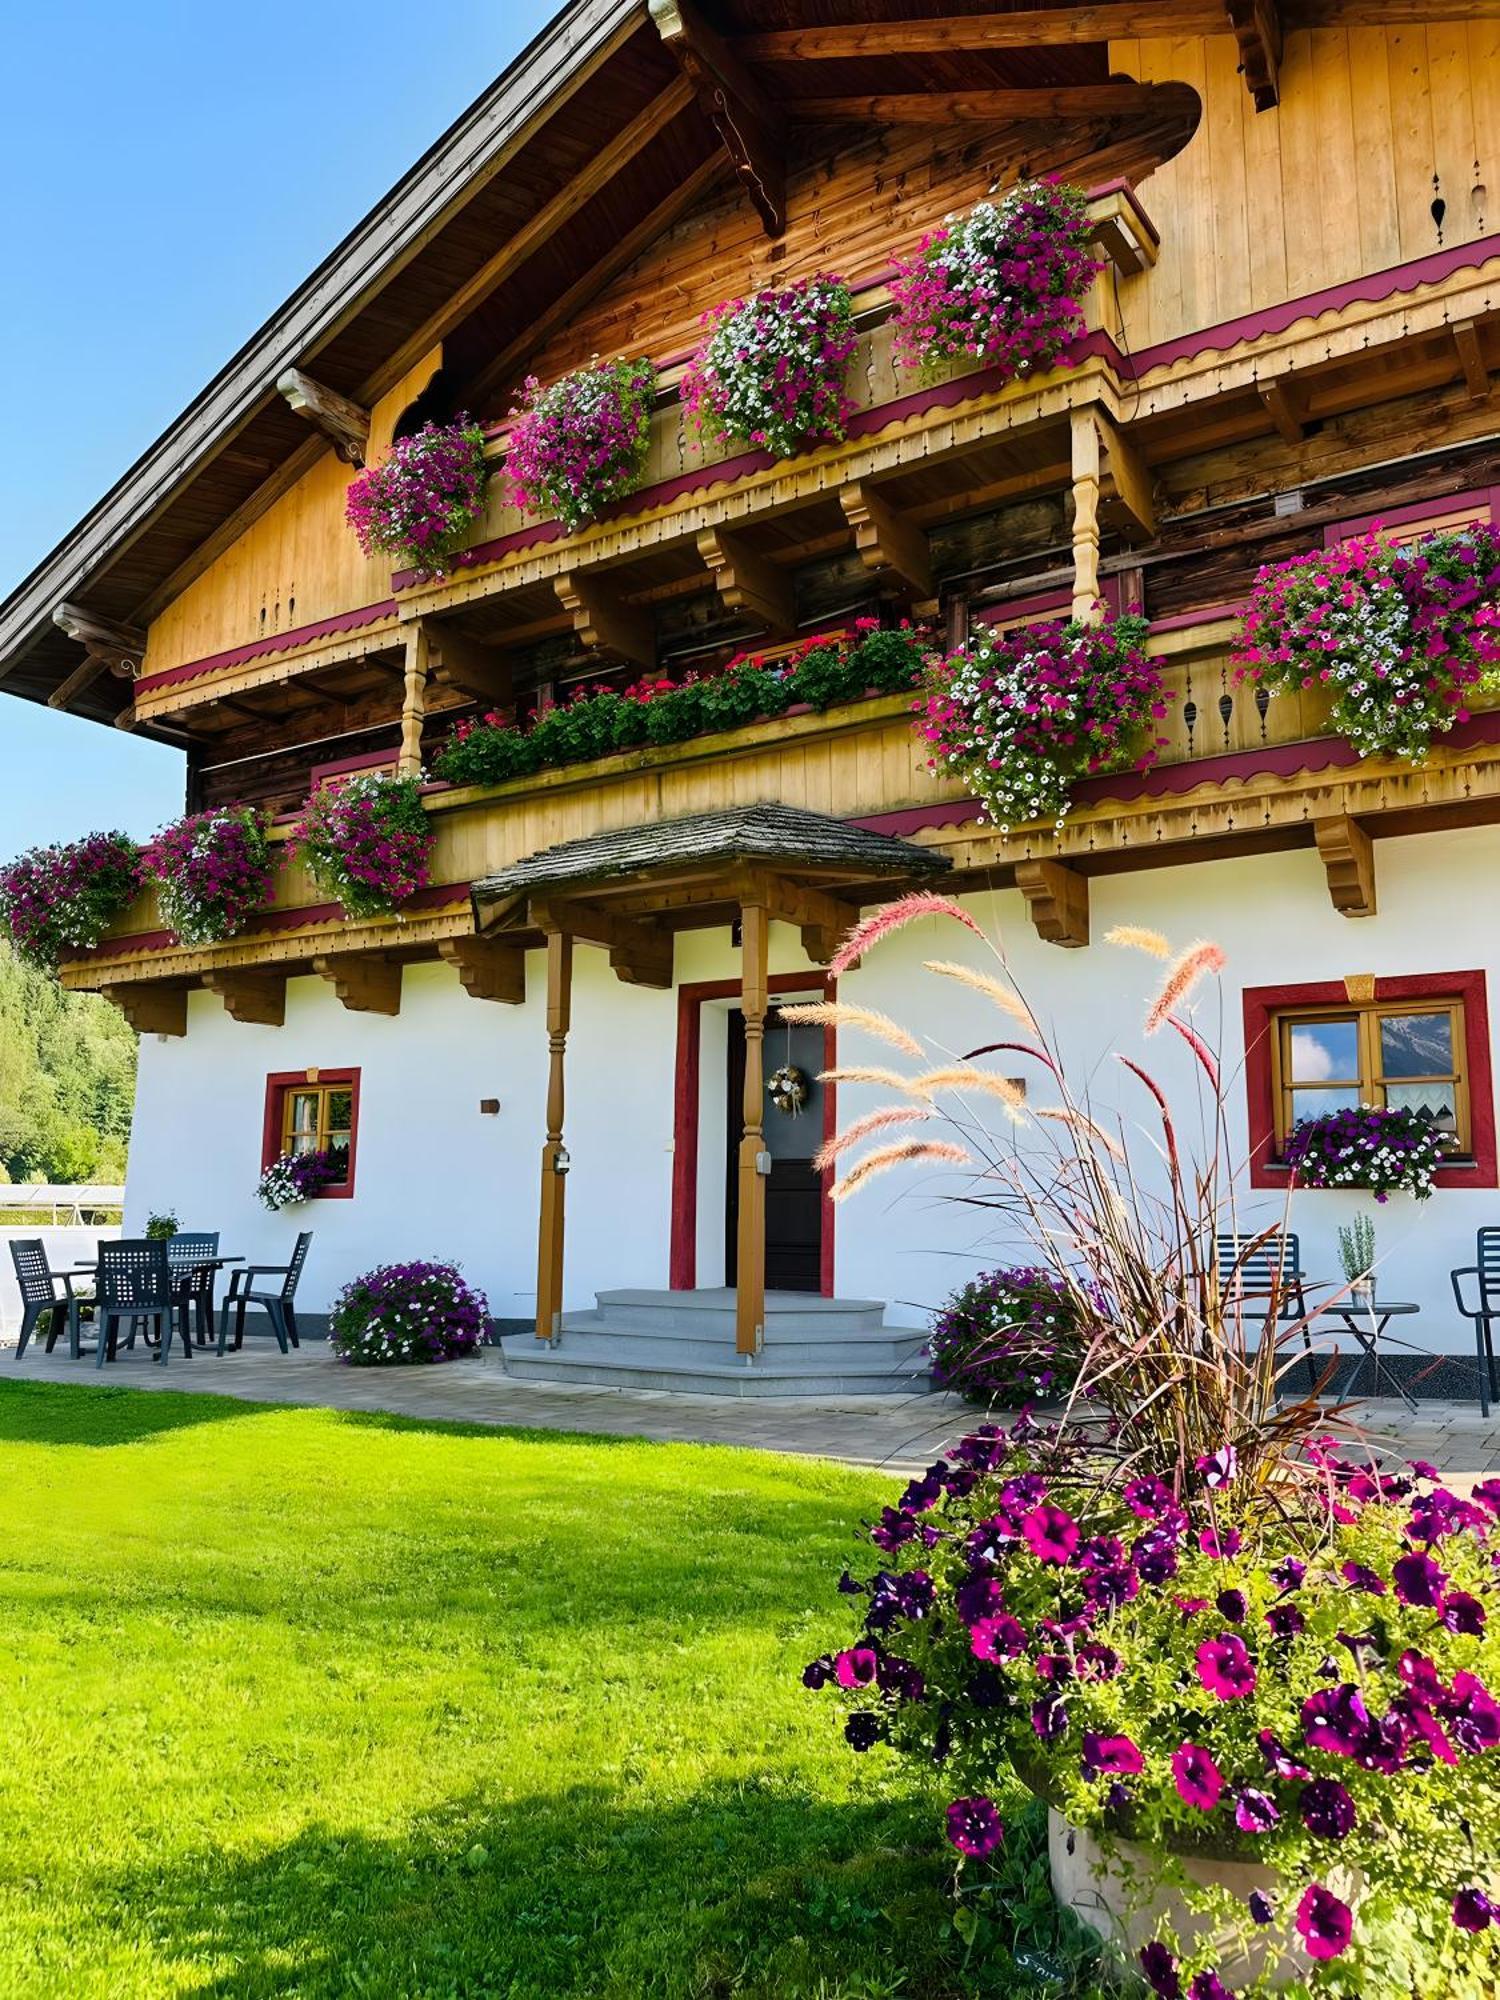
[813,1104,929,1172]
[1167,1012,1220,1090]
[1118,1054,1182,1181]
[963,1038,1059,1074]
[830,893,984,975]
[834,1137,973,1201]
[1144,940,1226,1035]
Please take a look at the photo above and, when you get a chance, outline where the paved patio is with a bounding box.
[8,1335,1500,1479]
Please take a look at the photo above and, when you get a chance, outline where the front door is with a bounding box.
[725,1004,824,1294]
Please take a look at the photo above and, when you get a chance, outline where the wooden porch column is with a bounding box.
[735,898,770,1358]
[535,930,573,1343]
[1069,408,1104,625]
[398,622,430,776]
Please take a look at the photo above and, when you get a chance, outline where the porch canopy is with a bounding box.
[469,802,949,1357]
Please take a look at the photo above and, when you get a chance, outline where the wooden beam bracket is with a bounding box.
[1452,321,1493,404]
[106,983,188,1037]
[1258,375,1308,446]
[205,971,287,1027]
[439,936,527,1004]
[696,527,797,637]
[1314,813,1377,919]
[1227,0,1282,111]
[649,0,785,237]
[1094,411,1156,543]
[839,482,933,597]
[425,622,516,706]
[529,897,673,989]
[726,867,862,966]
[49,603,146,713]
[313,953,404,1015]
[555,570,656,671]
[275,368,370,465]
[1015,859,1090,948]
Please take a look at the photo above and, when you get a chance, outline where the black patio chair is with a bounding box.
[1450,1228,1500,1418]
[217,1232,312,1356]
[94,1239,181,1368]
[1215,1231,1315,1385]
[10,1238,88,1360]
[166,1231,220,1349]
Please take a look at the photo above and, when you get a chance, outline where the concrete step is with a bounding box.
[499,1337,933,1399]
[550,1313,928,1371]
[589,1287,891,1340]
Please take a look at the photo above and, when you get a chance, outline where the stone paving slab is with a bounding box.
[4,1338,1498,1480]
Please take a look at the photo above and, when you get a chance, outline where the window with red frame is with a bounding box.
[261,1069,360,1198]
[1243,974,1496,1190]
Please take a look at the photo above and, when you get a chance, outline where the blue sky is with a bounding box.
[0,0,555,854]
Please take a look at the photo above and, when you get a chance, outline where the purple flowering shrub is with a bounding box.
[144,804,275,946]
[1234,524,1500,763]
[918,612,1166,831]
[1284,1104,1448,1202]
[0,831,143,968]
[344,418,488,578]
[928,1267,1084,1405]
[888,180,1101,377]
[810,1417,1500,1996]
[682,275,857,459]
[328,1260,489,1366]
[256,1148,346,1212]
[291,774,433,921]
[506,357,656,532]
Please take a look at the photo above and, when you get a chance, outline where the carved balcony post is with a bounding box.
[535,930,573,1344]
[735,895,770,1358]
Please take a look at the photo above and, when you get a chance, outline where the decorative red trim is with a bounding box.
[260,1066,361,1200]
[670,973,836,1296]
[972,576,1121,629]
[1148,601,1245,633]
[1320,488,1500,548]
[1242,971,1496,1191]
[136,599,399,692]
[1084,176,1161,247]
[307,746,400,788]
[75,880,472,962]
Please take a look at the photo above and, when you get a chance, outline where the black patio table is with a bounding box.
[62,1256,247,1351]
[1323,1297,1420,1413]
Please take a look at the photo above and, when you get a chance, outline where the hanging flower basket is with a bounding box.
[0,831,143,969]
[1283,1104,1449,1201]
[682,274,858,459]
[917,611,1165,831]
[256,1148,345,1212]
[144,805,276,946]
[1235,523,1500,762]
[888,180,1102,377]
[290,774,434,921]
[344,418,489,578]
[506,356,657,532]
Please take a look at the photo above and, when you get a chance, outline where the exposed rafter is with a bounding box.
[1452,321,1493,404]
[1259,377,1307,445]
[313,953,403,1015]
[275,369,370,465]
[48,603,145,713]
[205,971,287,1026]
[528,896,674,989]
[794,82,1179,123]
[1015,860,1090,949]
[1094,411,1156,543]
[725,866,862,966]
[736,8,1230,59]
[649,0,785,237]
[1227,0,1282,112]
[696,527,797,638]
[424,622,516,706]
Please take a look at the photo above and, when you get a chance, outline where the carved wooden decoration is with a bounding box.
[106,983,188,1036]
[1314,813,1377,918]
[1015,859,1090,948]
[439,936,526,1004]
[1227,0,1282,112]
[839,482,933,599]
[275,369,371,465]
[1069,410,1103,623]
[49,603,146,713]
[205,971,287,1026]
[555,571,655,671]
[528,897,673,989]
[313,953,404,1015]
[425,623,516,706]
[398,623,430,777]
[649,0,785,237]
[1452,321,1492,403]
[696,527,796,637]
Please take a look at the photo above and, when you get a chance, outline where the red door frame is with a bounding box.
[670,974,836,1294]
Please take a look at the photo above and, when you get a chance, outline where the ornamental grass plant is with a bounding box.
[800,899,1500,1997]
[0,831,143,968]
[144,804,276,946]
[506,356,656,531]
[291,774,433,921]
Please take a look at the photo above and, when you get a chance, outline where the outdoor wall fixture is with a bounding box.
[479,1098,501,1115]
[554,1148,571,1174]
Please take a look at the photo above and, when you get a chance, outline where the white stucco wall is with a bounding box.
[123,823,1500,1350]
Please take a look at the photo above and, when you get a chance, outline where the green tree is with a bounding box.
[0,945,136,1182]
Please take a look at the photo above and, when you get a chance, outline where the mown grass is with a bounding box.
[0,1380,1098,1999]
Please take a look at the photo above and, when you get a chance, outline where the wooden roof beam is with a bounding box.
[528,896,673,988]
[649,0,785,238]
[275,369,370,466]
[105,983,188,1036]
[726,867,861,966]
[1095,411,1156,543]
[49,603,145,713]
[794,82,1179,123]
[205,971,287,1026]
[1227,0,1282,112]
[1259,377,1307,445]
[696,527,797,638]
[737,8,1229,58]
[555,570,655,672]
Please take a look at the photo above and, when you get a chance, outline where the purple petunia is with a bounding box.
[1021,1502,1080,1564]
[1247,1889,1275,1926]
[1172,1741,1223,1812]
[1197,1633,1257,1700]
[1139,1941,1181,1997]
[1295,1882,1354,1960]
[1299,1778,1356,1839]
[1233,1788,1280,1835]
[1453,1887,1493,1933]
[1392,1550,1449,1608]
[945,1795,1004,1857]
[1082,1732,1144,1779]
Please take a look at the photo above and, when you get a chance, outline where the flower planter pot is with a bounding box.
[1048,1810,1359,1992]
[1349,1277,1376,1308]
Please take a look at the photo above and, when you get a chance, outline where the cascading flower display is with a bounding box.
[1283,1103,1449,1202]
[433,623,933,788]
[927,1266,1087,1405]
[917,611,1165,831]
[506,356,656,532]
[1234,523,1500,762]
[888,180,1101,376]
[290,774,434,921]
[0,831,143,969]
[143,805,276,946]
[344,418,489,577]
[256,1148,346,1212]
[328,1259,489,1365]
[682,274,858,460]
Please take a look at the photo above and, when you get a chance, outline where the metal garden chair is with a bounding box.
[1215,1231,1315,1385]
[217,1232,312,1356]
[166,1230,220,1349]
[94,1239,181,1369]
[9,1238,87,1360]
[1450,1228,1500,1417]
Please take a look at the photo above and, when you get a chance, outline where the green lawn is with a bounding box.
[0,1380,1074,1999]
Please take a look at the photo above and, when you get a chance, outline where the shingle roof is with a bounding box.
[471,803,948,914]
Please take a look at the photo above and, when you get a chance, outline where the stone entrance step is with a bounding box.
[498,1287,934,1398]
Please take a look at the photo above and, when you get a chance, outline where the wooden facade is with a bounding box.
[5,0,1500,1351]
